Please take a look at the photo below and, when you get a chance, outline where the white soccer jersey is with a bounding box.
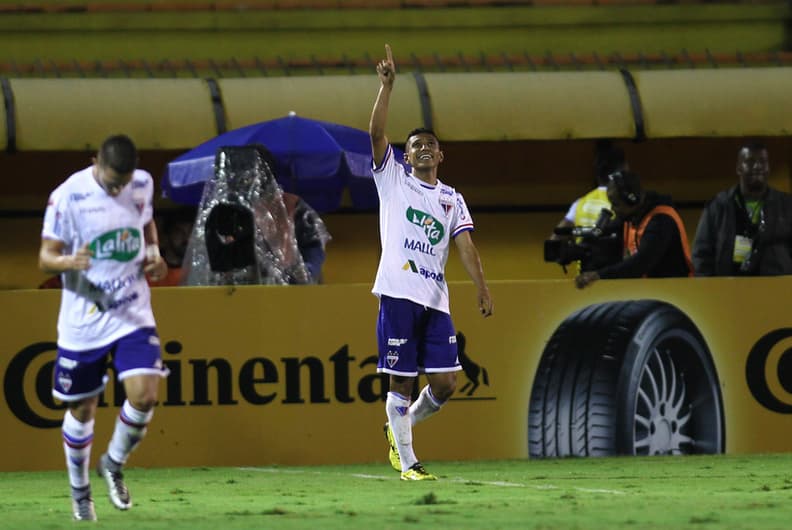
[41,166,156,350]
[371,145,474,314]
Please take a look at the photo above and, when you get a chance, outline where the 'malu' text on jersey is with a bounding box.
[404,238,437,256]
[90,228,142,262]
[406,207,444,245]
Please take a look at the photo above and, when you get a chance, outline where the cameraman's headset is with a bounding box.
[607,170,641,206]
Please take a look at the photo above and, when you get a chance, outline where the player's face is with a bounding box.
[94,160,133,197]
[405,133,443,169]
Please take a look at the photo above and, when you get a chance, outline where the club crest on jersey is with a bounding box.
[90,228,142,262]
[439,188,454,216]
[406,207,444,245]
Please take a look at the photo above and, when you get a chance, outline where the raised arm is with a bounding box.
[454,231,494,317]
[370,44,395,167]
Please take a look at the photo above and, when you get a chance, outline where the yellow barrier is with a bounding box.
[2,277,792,471]
[10,78,218,151]
[219,76,423,145]
[635,68,792,138]
[426,71,635,141]
[6,69,792,150]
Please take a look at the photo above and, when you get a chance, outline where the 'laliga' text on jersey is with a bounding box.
[41,167,157,350]
[371,145,474,314]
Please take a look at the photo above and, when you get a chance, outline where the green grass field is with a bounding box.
[2,454,792,530]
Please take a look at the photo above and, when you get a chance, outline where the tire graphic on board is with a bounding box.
[528,300,724,458]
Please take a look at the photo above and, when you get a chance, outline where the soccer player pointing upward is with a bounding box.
[370,44,494,481]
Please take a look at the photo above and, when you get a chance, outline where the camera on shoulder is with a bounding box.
[544,208,622,273]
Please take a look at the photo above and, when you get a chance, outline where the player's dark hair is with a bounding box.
[99,134,138,174]
[594,140,626,186]
[405,127,439,147]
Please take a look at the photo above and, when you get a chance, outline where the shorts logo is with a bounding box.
[406,207,444,245]
[149,335,161,346]
[402,260,445,283]
[386,350,399,368]
[58,372,73,392]
[449,335,457,344]
[58,357,78,369]
[90,228,142,262]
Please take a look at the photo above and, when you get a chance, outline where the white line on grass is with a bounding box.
[237,467,625,494]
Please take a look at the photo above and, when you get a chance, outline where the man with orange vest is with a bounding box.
[575,169,693,289]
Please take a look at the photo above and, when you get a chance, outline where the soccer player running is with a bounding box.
[370,45,494,481]
[39,135,169,521]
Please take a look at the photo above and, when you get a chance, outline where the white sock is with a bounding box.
[107,400,153,465]
[409,385,445,426]
[62,410,93,489]
[386,391,417,471]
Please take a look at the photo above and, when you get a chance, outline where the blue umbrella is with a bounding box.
[162,114,402,212]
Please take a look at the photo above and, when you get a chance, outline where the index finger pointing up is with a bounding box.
[385,44,393,64]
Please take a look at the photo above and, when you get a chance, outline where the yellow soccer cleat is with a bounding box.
[400,462,437,481]
[383,423,401,472]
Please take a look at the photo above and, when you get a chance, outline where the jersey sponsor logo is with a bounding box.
[90,228,142,262]
[402,260,445,283]
[132,180,147,189]
[406,207,444,245]
[405,179,423,194]
[102,291,139,311]
[69,192,92,202]
[387,338,408,346]
[456,197,468,221]
[79,207,106,215]
[404,238,437,256]
[94,272,139,294]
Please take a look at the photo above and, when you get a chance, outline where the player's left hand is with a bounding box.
[478,287,494,317]
[145,255,167,282]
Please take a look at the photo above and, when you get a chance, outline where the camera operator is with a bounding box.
[575,170,693,289]
[551,141,626,256]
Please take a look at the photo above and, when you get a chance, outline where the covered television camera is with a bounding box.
[544,208,621,273]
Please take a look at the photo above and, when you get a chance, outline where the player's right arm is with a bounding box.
[39,239,91,274]
[370,44,395,168]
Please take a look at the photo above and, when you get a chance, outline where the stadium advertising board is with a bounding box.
[1,278,791,471]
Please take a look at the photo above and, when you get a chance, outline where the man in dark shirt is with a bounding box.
[575,170,693,289]
[692,142,792,276]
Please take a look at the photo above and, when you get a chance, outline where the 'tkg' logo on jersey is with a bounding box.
[90,228,142,262]
[406,207,444,245]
